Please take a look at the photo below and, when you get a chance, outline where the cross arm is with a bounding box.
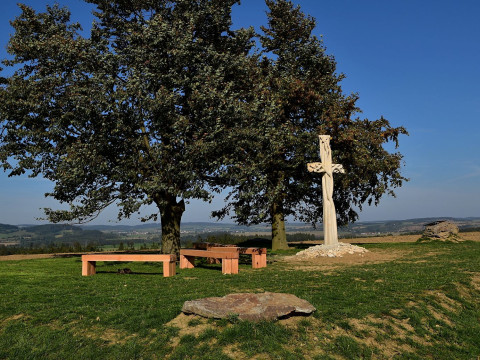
[307,162,345,174]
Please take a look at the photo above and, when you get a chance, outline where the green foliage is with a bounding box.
[214,0,407,246]
[0,1,254,254]
[0,0,407,255]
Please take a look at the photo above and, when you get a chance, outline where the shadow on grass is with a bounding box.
[236,238,272,249]
[95,270,165,276]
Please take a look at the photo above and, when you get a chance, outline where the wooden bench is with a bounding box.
[193,242,267,269]
[179,249,239,274]
[82,254,176,277]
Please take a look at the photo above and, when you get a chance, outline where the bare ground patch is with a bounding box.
[0,254,56,261]
[67,322,138,345]
[280,248,412,271]
[459,232,480,242]
[166,313,217,349]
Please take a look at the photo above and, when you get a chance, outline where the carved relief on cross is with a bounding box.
[307,135,345,246]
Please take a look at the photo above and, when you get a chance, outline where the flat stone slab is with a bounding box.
[182,292,316,321]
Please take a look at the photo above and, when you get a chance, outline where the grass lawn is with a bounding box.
[0,240,479,359]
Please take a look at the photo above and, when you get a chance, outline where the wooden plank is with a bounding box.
[164,259,176,276]
[222,258,231,274]
[82,254,175,262]
[209,247,266,255]
[252,253,267,269]
[180,249,239,259]
[193,242,237,250]
[82,260,96,276]
[222,258,239,274]
[231,259,239,274]
[179,255,195,269]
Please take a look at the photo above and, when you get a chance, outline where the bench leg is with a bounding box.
[251,254,267,269]
[261,253,267,268]
[222,259,239,274]
[82,260,96,276]
[163,260,176,277]
[252,254,261,268]
[180,255,195,269]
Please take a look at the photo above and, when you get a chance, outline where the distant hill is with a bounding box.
[25,224,81,235]
[0,223,119,247]
[0,224,19,233]
[82,217,480,236]
[81,223,161,232]
[2,217,479,245]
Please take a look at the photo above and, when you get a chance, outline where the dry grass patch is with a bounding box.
[459,232,480,242]
[471,273,480,291]
[426,291,461,313]
[426,305,454,327]
[70,324,137,345]
[166,313,217,349]
[281,315,419,359]
[0,313,28,331]
[221,344,250,360]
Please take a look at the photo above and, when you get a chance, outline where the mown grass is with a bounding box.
[0,241,479,359]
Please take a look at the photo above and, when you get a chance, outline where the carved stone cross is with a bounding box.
[307,135,345,246]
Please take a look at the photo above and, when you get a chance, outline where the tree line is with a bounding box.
[0,0,407,255]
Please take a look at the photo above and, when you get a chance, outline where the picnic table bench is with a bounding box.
[192,242,267,269]
[179,249,239,274]
[82,254,176,277]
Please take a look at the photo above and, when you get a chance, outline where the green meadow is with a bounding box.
[1,240,479,359]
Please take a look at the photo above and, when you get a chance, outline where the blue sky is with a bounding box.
[0,0,479,225]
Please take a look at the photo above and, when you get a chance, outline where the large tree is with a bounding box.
[213,0,407,250]
[0,1,254,255]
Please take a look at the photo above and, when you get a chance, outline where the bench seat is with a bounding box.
[82,254,176,277]
[179,249,239,274]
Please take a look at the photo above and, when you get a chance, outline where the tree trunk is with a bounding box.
[271,201,289,251]
[155,193,185,256]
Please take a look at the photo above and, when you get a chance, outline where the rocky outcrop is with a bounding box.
[423,220,460,241]
[182,292,316,321]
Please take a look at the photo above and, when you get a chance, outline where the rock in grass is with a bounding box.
[422,220,460,241]
[182,292,316,321]
[117,268,132,274]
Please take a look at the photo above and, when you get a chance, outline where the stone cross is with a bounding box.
[307,135,345,246]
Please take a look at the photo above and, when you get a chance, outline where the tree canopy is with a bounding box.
[212,0,407,249]
[1,0,407,253]
[0,0,254,254]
